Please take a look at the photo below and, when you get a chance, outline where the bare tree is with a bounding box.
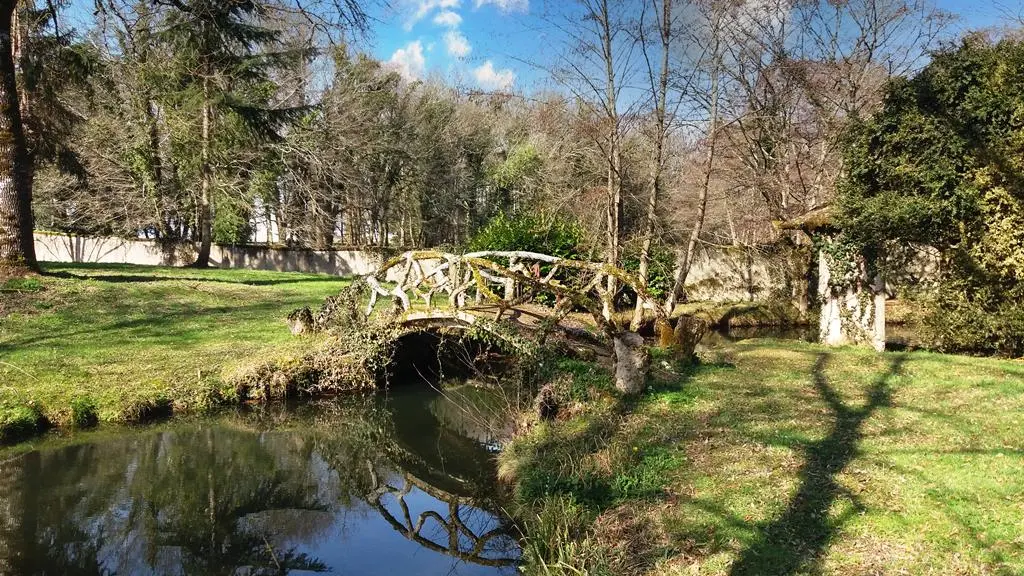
[662,0,726,314]
[543,0,642,319]
[630,0,676,329]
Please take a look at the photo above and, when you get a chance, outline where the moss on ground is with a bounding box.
[0,263,349,442]
[503,340,1024,575]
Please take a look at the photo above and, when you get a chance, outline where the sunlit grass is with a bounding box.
[1,262,347,439]
[506,339,1024,575]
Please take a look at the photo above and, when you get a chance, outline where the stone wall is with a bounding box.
[33,233,384,277]
[33,233,780,302]
[683,247,779,302]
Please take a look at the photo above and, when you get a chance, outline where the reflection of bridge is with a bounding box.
[367,466,519,568]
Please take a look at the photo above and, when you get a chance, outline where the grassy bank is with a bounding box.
[1,263,347,442]
[503,340,1024,575]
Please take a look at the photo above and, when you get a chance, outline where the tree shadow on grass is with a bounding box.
[41,269,342,287]
[728,352,907,576]
[0,300,290,356]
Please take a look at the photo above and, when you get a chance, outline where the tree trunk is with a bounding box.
[613,331,650,395]
[0,6,36,273]
[664,23,720,315]
[194,78,213,267]
[145,98,173,239]
[631,0,672,331]
[599,0,620,322]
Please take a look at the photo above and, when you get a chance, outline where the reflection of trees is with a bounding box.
[0,427,335,575]
[135,429,329,575]
[0,447,120,575]
[0,393,519,575]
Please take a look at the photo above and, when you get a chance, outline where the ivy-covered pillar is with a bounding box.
[817,235,886,351]
[779,206,886,352]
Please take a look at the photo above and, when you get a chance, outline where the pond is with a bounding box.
[0,385,520,576]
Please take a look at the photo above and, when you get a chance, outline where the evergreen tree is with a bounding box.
[158,0,310,266]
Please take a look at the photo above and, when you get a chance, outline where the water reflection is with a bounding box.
[0,388,519,575]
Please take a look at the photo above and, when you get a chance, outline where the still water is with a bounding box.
[0,386,519,576]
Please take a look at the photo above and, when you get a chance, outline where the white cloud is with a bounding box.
[407,0,461,30]
[472,60,515,90]
[474,0,528,13]
[433,10,462,27]
[387,41,426,81]
[444,30,472,58]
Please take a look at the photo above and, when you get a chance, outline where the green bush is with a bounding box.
[0,405,43,444]
[468,212,586,259]
[469,213,588,305]
[838,38,1024,356]
[620,245,675,301]
[70,397,99,428]
[922,280,1024,357]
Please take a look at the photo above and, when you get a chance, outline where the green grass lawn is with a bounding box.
[504,340,1024,575]
[1,263,347,439]
[5,263,1023,574]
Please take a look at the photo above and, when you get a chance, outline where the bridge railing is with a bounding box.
[362,250,669,337]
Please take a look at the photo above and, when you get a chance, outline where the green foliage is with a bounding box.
[839,37,1024,355]
[517,496,611,576]
[468,212,586,258]
[1,277,42,293]
[212,197,254,245]
[621,245,675,300]
[554,358,613,402]
[922,278,1024,357]
[0,404,44,444]
[70,397,99,428]
[490,143,542,193]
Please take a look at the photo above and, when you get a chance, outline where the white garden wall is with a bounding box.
[33,233,779,302]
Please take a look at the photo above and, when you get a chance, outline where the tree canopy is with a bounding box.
[839,36,1024,355]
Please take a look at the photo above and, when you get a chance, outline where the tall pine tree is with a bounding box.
[159,0,310,266]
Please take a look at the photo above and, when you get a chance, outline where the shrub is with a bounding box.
[468,212,586,259]
[0,404,44,444]
[70,397,99,428]
[468,213,589,305]
[838,38,1024,356]
[922,281,1024,357]
[620,245,675,301]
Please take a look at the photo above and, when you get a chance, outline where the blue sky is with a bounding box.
[366,0,1021,93]
[367,0,556,91]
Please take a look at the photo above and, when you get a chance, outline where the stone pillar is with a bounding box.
[818,241,886,352]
